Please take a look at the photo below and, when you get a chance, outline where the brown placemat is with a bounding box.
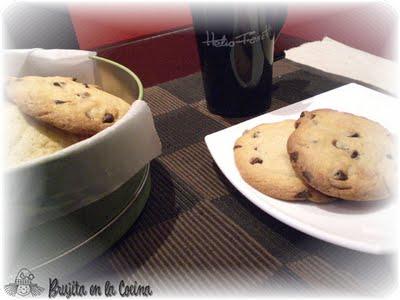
[73,59,396,296]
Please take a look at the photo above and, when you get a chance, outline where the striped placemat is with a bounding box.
[73,59,396,296]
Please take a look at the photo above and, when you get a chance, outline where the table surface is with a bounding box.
[73,59,396,296]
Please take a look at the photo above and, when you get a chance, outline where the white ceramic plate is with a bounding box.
[205,83,399,254]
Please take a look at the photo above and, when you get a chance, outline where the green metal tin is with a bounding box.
[6,55,150,278]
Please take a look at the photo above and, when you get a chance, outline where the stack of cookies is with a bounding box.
[4,76,131,166]
[234,109,396,203]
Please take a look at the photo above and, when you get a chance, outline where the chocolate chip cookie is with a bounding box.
[234,120,335,202]
[5,103,81,167]
[5,76,130,136]
[287,109,396,200]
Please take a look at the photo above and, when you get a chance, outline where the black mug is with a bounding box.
[191,4,287,117]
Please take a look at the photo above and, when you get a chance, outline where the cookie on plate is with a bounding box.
[5,76,130,136]
[5,103,81,167]
[234,120,335,203]
[287,109,396,201]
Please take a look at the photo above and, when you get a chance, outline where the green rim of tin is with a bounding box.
[90,55,144,100]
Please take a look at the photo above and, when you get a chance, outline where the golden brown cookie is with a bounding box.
[287,109,396,201]
[5,103,81,167]
[5,76,130,136]
[234,120,334,203]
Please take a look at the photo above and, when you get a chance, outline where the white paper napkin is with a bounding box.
[285,37,398,95]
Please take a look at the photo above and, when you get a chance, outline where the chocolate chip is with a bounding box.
[252,131,260,138]
[310,113,316,119]
[233,145,242,150]
[295,190,311,199]
[300,111,305,118]
[386,154,393,159]
[54,99,67,104]
[294,121,300,129]
[83,83,89,88]
[72,77,77,81]
[102,113,114,123]
[289,152,298,162]
[302,171,313,182]
[334,170,348,180]
[351,150,359,159]
[332,139,337,147]
[250,157,263,165]
[254,147,258,151]
[53,82,65,87]
[349,132,360,138]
